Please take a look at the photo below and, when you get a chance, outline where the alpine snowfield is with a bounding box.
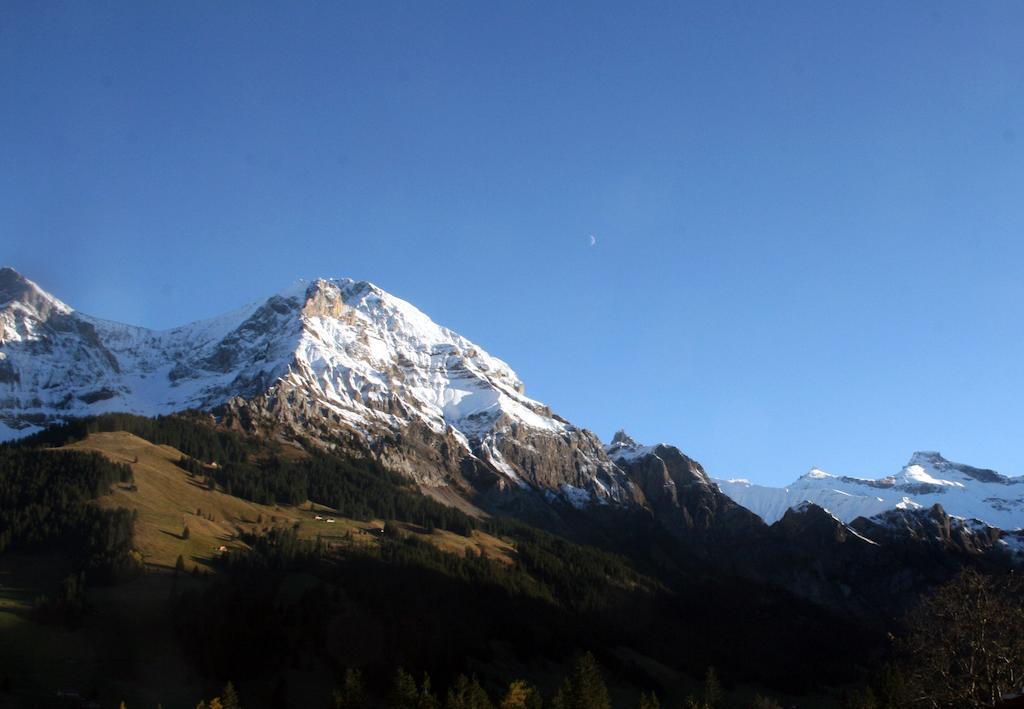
[716,451,1024,530]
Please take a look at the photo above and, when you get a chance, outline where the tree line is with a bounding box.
[13,411,256,464]
[0,446,137,577]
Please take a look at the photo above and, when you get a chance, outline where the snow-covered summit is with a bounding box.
[0,271,554,439]
[716,451,1024,530]
[0,269,632,506]
[0,267,73,343]
[276,276,563,440]
[802,468,833,480]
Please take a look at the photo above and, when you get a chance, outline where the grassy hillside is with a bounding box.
[69,431,516,572]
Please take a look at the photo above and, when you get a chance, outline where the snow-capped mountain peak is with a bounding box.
[0,267,70,310]
[277,275,561,441]
[802,468,833,480]
[0,271,554,440]
[716,452,1024,530]
[0,269,634,507]
[902,450,1010,485]
[0,267,73,343]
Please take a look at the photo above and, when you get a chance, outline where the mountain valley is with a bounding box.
[2,267,1023,708]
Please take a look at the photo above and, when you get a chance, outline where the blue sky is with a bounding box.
[3,2,1023,484]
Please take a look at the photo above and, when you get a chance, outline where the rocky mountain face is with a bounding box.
[851,503,1024,563]
[751,500,1024,615]
[716,451,1024,530]
[604,430,764,542]
[0,268,638,510]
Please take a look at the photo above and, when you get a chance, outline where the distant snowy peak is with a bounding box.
[901,450,1016,486]
[801,468,832,480]
[716,451,1024,530]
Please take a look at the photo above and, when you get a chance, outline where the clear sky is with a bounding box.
[3,2,1023,484]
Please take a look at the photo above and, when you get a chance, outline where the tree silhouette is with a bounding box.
[445,674,492,709]
[390,668,420,709]
[900,568,1024,707]
[637,690,660,709]
[551,652,610,709]
[500,680,542,709]
[332,669,366,709]
[703,667,722,708]
[221,681,241,709]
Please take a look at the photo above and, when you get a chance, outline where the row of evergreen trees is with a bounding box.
[175,656,770,709]
[0,447,136,575]
[347,658,745,709]
[15,411,256,463]
[0,446,140,627]
[333,654,609,709]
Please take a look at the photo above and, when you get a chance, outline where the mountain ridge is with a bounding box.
[6,266,1024,533]
[716,449,1024,530]
[0,267,638,510]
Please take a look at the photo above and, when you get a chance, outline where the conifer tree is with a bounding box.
[221,681,241,709]
[418,672,440,709]
[332,669,366,709]
[391,668,420,709]
[499,680,542,709]
[550,653,610,709]
[445,674,492,709]
[703,667,722,708]
[637,690,660,709]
